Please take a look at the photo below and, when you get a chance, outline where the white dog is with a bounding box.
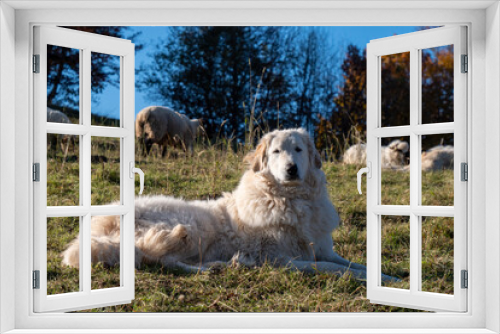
[62,128,396,282]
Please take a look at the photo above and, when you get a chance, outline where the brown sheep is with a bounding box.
[136,106,202,157]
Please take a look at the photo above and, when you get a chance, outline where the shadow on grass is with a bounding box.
[140,263,202,277]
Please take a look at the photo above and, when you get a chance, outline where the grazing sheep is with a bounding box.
[47,107,75,155]
[342,143,367,165]
[421,145,454,171]
[381,139,409,169]
[135,106,202,157]
[343,139,409,169]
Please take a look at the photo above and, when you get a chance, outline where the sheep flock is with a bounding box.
[343,139,454,171]
[134,105,454,171]
[47,104,454,172]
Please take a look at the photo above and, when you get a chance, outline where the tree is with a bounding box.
[421,46,454,123]
[47,26,141,110]
[141,26,291,142]
[316,42,454,155]
[326,44,367,153]
[141,26,342,145]
[248,27,297,135]
[380,51,411,128]
[294,30,321,133]
[421,45,454,149]
[284,28,341,134]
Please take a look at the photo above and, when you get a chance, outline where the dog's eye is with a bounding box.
[295,147,302,153]
[273,149,280,154]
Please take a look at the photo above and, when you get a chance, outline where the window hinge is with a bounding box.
[461,163,468,182]
[461,54,468,73]
[461,270,468,289]
[33,54,40,73]
[33,270,40,289]
[33,163,40,182]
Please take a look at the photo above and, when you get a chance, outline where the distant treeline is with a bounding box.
[140,26,454,151]
[49,26,454,153]
[140,26,341,146]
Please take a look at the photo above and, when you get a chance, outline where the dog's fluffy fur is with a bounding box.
[63,128,394,281]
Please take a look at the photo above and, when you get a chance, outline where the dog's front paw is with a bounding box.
[207,261,227,274]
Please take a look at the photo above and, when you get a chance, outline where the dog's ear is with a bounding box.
[244,134,272,172]
[297,128,322,169]
[309,140,322,169]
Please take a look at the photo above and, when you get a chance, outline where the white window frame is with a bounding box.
[366,26,468,312]
[33,26,136,313]
[0,1,499,333]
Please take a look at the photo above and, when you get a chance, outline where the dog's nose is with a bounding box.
[286,164,298,177]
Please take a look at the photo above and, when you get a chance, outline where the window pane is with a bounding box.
[47,217,80,295]
[47,45,80,124]
[421,45,454,124]
[47,133,80,206]
[381,52,410,127]
[381,215,410,289]
[91,52,121,127]
[91,137,121,205]
[91,215,121,290]
[421,216,454,294]
[381,136,410,205]
[421,133,454,206]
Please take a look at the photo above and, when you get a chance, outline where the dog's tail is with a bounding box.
[136,224,195,260]
[61,215,123,268]
[61,238,81,268]
[61,221,199,268]
[61,236,121,268]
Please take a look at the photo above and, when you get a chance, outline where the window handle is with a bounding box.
[357,162,371,195]
[129,162,145,195]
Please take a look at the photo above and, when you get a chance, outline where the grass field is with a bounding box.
[46,139,454,312]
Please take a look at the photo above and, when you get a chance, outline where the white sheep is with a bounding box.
[381,140,409,169]
[343,139,409,169]
[421,145,454,171]
[135,106,202,157]
[342,143,367,165]
[47,107,75,155]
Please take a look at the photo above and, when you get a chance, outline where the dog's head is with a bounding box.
[244,128,322,185]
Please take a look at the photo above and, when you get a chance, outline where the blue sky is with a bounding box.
[91,26,421,120]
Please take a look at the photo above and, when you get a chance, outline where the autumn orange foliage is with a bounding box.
[316,44,454,156]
